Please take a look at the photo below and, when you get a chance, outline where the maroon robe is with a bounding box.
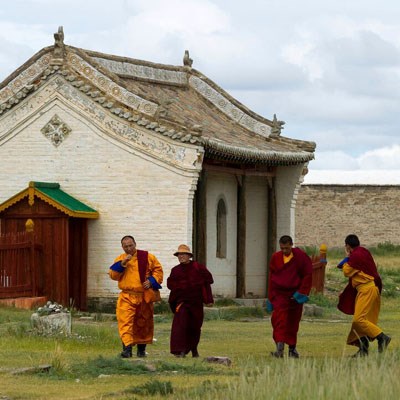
[167,261,214,355]
[268,247,313,346]
[337,246,382,315]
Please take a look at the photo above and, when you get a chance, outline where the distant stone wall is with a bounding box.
[295,185,400,248]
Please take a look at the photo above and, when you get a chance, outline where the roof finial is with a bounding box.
[183,50,193,68]
[270,114,285,137]
[53,26,65,59]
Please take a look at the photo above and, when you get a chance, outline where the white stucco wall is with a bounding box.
[275,164,305,248]
[244,176,268,297]
[0,81,201,299]
[205,172,237,297]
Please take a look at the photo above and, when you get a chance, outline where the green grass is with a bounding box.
[1,300,399,399]
[1,250,400,399]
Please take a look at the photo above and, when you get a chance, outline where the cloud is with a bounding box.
[310,144,400,172]
[310,150,359,170]
[303,169,400,185]
[358,144,400,169]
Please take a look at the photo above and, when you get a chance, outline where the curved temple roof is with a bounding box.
[0,27,315,167]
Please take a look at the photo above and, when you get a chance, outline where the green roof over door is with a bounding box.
[0,182,99,218]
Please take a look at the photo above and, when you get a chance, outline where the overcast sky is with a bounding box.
[1,0,400,183]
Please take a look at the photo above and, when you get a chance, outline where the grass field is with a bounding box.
[1,247,400,400]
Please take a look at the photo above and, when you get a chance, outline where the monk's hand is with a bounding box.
[337,257,349,269]
[121,254,132,267]
[293,292,309,304]
[143,279,151,289]
[266,299,273,313]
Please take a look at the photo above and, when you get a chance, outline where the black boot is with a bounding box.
[376,332,391,353]
[352,336,369,357]
[192,348,199,358]
[137,344,147,357]
[271,342,284,358]
[288,345,300,358]
[121,343,132,358]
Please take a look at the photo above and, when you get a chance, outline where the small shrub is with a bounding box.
[300,245,319,257]
[125,379,173,396]
[214,298,239,307]
[49,343,70,375]
[374,242,400,256]
[154,300,172,314]
[6,322,30,337]
[218,306,264,321]
[309,291,337,308]
[380,269,400,298]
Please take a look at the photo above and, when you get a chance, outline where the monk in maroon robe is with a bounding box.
[267,235,313,358]
[167,244,214,357]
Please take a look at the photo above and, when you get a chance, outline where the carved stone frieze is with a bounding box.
[189,76,272,138]
[0,54,52,105]
[66,53,158,117]
[93,57,187,85]
[41,114,71,147]
[0,77,199,170]
[57,81,195,166]
[0,80,60,141]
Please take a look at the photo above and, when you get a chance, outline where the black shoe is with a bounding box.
[352,336,369,357]
[351,348,368,358]
[192,349,200,358]
[377,333,391,353]
[137,344,147,357]
[288,347,300,358]
[271,342,284,358]
[121,344,132,358]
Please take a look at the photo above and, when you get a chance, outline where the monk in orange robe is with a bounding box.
[267,235,313,358]
[109,235,163,358]
[337,234,390,357]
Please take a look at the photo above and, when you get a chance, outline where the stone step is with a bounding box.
[0,296,48,310]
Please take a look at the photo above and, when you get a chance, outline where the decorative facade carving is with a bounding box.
[93,57,187,85]
[41,114,71,147]
[0,78,200,171]
[67,53,158,116]
[0,54,51,107]
[188,76,272,138]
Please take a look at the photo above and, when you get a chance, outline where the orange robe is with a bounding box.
[109,250,163,346]
[343,264,382,345]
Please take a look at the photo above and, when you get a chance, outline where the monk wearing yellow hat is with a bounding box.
[167,244,214,358]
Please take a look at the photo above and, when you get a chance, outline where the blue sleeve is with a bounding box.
[148,276,162,289]
[110,261,124,273]
[337,257,349,269]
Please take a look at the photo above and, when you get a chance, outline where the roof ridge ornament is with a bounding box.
[53,26,65,60]
[183,50,193,68]
[270,114,285,137]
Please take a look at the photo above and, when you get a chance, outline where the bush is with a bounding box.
[374,242,400,256]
